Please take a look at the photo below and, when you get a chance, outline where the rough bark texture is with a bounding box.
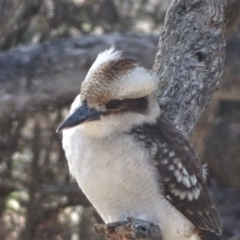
[93,218,162,240]
[153,0,226,137]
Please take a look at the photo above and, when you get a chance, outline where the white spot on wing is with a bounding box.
[182,167,188,175]
[163,148,168,153]
[187,193,194,201]
[197,210,203,215]
[161,159,169,164]
[202,163,208,182]
[193,187,201,199]
[179,191,187,200]
[190,175,197,186]
[172,188,180,197]
[173,158,179,164]
[169,151,175,158]
[162,143,167,148]
[174,169,183,183]
[182,176,191,188]
[163,177,171,182]
[168,165,175,171]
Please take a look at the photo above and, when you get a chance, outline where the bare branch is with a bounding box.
[0,33,158,120]
[93,218,162,240]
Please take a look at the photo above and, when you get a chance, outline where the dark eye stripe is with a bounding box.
[105,97,148,114]
[105,99,122,110]
[123,97,148,114]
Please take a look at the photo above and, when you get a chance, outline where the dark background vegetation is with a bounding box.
[0,0,240,239]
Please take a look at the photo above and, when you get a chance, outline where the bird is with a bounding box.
[57,48,222,240]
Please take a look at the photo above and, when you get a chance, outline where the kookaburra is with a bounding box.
[57,48,222,240]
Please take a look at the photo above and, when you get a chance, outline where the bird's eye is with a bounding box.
[105,99,122,110]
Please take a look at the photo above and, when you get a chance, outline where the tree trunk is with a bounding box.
[153,0,226,137]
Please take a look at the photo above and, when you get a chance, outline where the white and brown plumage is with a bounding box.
[57,48,222,240]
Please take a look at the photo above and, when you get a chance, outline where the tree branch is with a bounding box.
[93,218,162,240]
[0,33,158,121]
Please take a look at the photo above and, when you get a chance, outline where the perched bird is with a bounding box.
[57,48,222,240]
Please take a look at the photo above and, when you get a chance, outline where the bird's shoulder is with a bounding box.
[128,115,222,238]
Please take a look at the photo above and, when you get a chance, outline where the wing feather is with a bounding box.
[130,116,222,237]
[156,116,222,236]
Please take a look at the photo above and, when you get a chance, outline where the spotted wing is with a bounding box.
[155,116,222,236]
[133,116,222,237]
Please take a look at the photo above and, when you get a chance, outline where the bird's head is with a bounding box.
[57,48,160,137]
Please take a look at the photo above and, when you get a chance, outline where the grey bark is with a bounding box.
[94,218,162,240]
[153,0,226,137]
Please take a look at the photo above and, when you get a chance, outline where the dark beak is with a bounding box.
[56,102,102,132]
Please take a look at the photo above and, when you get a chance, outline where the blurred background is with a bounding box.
[0,0,240,239]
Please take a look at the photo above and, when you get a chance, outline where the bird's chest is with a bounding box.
[62,129,196,240]
[73,137,137,197]
[64,131,162,223]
